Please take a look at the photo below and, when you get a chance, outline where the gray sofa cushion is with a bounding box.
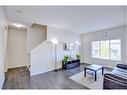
[116,64,127,70]
[103,64,127,89]
[112,67,127,80]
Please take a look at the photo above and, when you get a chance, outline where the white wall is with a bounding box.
[125,7,127,64]
[7,27,28,68]
[47,26,81,43]
[126,26,127,63]
[27,24,47,53]
[47,26,81,69]
[0,7,7,89]
[82,26,126,68]
[125,26,127,64]
[30,41,54,76]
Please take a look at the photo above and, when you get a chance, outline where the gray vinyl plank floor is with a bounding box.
[2,64,112,89]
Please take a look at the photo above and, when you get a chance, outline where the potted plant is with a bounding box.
[62,55,69,69]
[63,55,69,64]
[76,54,81,60]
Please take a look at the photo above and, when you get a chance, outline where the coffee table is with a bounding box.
[84,64,104,81]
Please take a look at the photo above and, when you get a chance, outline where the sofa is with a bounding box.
[103,64,127,89]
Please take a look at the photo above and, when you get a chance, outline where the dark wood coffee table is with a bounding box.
[84,64,104,81]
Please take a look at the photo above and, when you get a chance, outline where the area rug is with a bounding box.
[69,70,110,89]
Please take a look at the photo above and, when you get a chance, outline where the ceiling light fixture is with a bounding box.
[12,23,24,28]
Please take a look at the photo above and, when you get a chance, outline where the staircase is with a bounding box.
[28,23,55,76]
[30,40,55,76]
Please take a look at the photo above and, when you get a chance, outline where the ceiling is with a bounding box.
[3,6,126,34]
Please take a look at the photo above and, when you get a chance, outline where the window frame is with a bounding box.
[91,39,121,61]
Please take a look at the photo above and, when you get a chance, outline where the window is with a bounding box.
[101,40,110,59]
[91,39,121,61]
[92,41,100,58]
[110,40,121,61]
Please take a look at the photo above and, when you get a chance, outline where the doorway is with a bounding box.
[7,27,27,69]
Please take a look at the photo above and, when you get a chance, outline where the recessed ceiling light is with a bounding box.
[12,23,24,28]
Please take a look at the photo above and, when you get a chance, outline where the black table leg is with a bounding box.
[95,71,97,81]
[84,68,86,77]
[102,67,104,75]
